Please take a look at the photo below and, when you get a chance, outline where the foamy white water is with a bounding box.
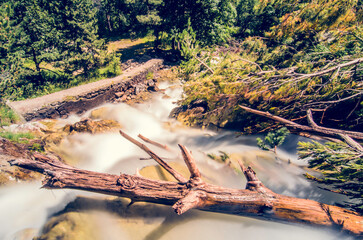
[0,81,354,240]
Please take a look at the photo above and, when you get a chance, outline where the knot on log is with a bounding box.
[117,174,137,190]
[42,174,65,188]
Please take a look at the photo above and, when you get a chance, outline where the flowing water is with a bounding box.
[0,81,355,240]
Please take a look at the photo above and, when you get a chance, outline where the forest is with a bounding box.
[0,0,362,238]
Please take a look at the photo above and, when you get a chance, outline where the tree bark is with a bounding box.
[6,133,363,237]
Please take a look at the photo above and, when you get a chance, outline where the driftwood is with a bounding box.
[7,131,363,237]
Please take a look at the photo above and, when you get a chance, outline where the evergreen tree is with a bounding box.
[97,0,139,37]
[160,0,237,45]
[1,0,105,99]
[42,0,105,75]
[10,0,57,76]
[256,127,290,154]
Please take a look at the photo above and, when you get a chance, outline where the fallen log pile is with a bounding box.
[6,130,363,237]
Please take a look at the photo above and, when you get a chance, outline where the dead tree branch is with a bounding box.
[138,134,170,150]
[306,109,363,152]
[5,135,363,236]
[119,130,187,182]
[194,55,214,74]
[239,105,363,141]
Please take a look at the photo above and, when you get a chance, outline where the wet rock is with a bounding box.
[114,91,124,98]
[89,107,109,120]
[147,85,159,92]
[63,119,121,134]
[35,212,100,240]
[2,122,47,135]
[169,99,209,119]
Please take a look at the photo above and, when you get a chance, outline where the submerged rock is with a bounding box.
[35,212,100,240]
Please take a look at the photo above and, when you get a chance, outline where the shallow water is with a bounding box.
[0,81,355,240]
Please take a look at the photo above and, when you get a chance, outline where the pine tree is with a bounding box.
[43,0,105,75]
[160,0,237,45]
[8,0,58,81]
[256,127,290,154]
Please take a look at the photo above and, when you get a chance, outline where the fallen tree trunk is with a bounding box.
[6,131,363,237]
[239,105,363,141]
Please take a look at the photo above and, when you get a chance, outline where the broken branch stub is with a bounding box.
[178,144,202,180]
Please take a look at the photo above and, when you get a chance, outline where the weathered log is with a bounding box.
[6,134,363,237]
[239,105,363,141]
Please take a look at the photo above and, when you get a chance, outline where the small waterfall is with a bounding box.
[0,81,354,240]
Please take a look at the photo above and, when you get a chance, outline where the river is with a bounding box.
[0,81,354,240]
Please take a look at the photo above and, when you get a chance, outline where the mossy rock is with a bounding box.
[35,212,100,240]
[66,119,121,134]
[89,107,109,120]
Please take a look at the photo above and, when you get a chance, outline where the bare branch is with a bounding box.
[237,159,268,192]
[194,55,214,74]
[307,109,363,152]
[178,144,202,180]
[119,130,187,182]
[138,134,170,150]
[232,58,263,72]
[283,58,362,84]
[239,105,363,140]
[304,91,363,107]
[6,139,363,236]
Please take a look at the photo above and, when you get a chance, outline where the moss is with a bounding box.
[0,131,35,144]
[146,71,154,80]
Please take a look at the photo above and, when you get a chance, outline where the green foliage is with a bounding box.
[207,151,230,163]
[256,127,290,153]
[0,131,34,143]
[160,0,237,45]
[298,140,363,211]
[0,103,19,126]
[0,0,109,100]
[236,0,279,37]
[146,71,154,80]
[178,27,362,132]
[98,0,163,43]
[29,142,44,152]
[98,52,122,78]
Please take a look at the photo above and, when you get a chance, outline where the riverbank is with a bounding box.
[8,58,164,121]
